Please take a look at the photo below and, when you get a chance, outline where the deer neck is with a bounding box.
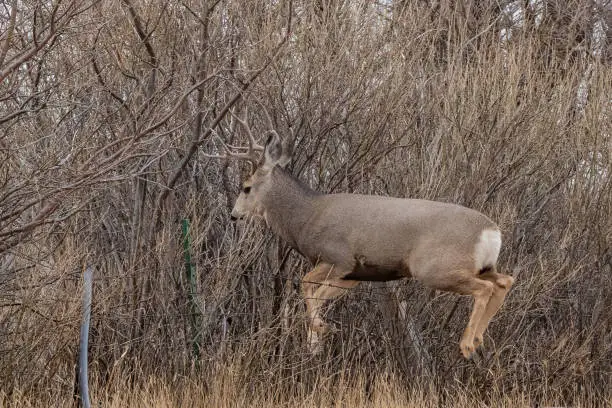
[261,167,319,248]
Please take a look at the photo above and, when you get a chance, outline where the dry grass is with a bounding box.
[3,368,607,408]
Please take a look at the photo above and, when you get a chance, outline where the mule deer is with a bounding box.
[210,113,514,359]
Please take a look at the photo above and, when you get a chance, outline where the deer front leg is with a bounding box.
[302,263,359,353]
[302,264,332,336]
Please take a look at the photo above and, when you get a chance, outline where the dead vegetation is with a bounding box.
[0,0,610,406]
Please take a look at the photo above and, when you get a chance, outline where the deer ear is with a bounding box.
[263,131,286,168]
[276,131,293,169]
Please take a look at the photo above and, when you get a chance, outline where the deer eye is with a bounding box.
[243,186,251,194]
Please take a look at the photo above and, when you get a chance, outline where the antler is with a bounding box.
[204,105,295,169]
[203,107,264,166]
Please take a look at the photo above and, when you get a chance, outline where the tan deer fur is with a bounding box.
[228,131,514,359]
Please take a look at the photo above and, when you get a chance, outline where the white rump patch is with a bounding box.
[474,229,502,271]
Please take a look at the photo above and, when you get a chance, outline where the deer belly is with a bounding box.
[342,256,408,282]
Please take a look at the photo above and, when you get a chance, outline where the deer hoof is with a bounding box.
[460,340,476,359]
[473,334,484,349]
[311,317,329,334]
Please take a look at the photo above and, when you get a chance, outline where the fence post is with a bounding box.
[181,219,201,362]
[78,265,93,408]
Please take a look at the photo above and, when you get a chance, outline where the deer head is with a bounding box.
[231,131,293,221]
[204,107,294,222]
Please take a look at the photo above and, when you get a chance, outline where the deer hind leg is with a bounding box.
[416,265,495,359]
[302,263,359,352]
[429,274,496,359]
[459,277,495,359]
[472,270,514,349]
